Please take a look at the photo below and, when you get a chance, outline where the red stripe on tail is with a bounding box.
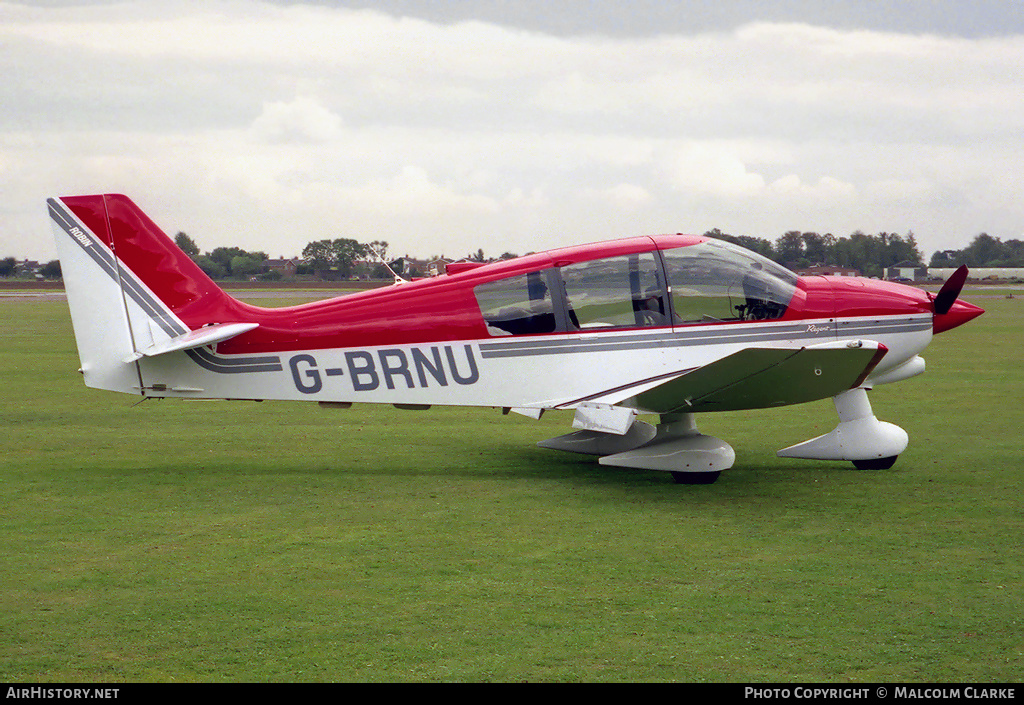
[60,194,243,327]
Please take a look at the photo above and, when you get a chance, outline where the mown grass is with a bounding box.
[0,295,1021,682]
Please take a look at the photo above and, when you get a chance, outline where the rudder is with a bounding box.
[48,194,240,394]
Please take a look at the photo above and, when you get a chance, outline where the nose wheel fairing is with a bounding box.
[776,387,908,467]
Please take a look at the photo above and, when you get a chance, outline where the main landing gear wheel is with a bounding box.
[671,471,721,485]
[852,455,898,470]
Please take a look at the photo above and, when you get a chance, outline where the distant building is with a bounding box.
[929,267,1024,280]
[427,258,451,276]
[884,261,927,282]
[791,265,861,277]
[16,259,40,275]
[401,258,430,277]
[351,258,374,279]
[264,258,300,277]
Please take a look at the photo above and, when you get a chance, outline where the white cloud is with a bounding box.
[338,165,502,216]
[865,178,935,205]
[663,143,766,198]
[594,183,654,210]
[250,97,344,144]
[2,1,1024,261]
[766,174,857,203]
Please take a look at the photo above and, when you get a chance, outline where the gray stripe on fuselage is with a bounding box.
[479,323,833,358]
[838,318,931,335]
[479,316,930,359]
[185,347,283,373]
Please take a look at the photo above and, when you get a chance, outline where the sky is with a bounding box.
[3,1,1023,263]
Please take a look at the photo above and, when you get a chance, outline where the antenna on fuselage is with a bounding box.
[368,245,409,285]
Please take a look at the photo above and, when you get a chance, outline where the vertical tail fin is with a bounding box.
[48,194,246,393]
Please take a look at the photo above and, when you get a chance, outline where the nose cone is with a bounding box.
[933,298,985,334]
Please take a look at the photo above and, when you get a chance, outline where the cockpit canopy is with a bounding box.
[663,239,798,324]
[474,238,798,336]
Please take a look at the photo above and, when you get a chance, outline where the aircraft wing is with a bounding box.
[570,340,887,414]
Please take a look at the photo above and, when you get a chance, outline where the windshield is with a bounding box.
[662,240,797,323]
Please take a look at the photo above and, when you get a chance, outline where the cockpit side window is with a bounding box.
[474,269,559,336]
[473,252,669,336]
[560,252,666,329]
[663,241,797,324]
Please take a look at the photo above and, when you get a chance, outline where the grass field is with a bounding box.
[1,292,1021,682]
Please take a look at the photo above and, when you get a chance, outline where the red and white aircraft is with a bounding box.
[48,194,983,483]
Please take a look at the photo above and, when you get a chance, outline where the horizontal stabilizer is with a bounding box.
[124,322,259,362]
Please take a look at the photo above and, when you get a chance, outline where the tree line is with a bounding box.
[175,228,935,281]
[1,256,61,279]
[710,229,1024,275]
[706,229,924,279]
[292,230,933,279]
[177,232,395,280]
[174,232,272,280]
[928,233,1024,268]
[3,228,1020,281]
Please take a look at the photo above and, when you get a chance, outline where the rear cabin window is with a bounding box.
[474,270,558,336]
[663,240,797,324]
[561,252,667,329]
